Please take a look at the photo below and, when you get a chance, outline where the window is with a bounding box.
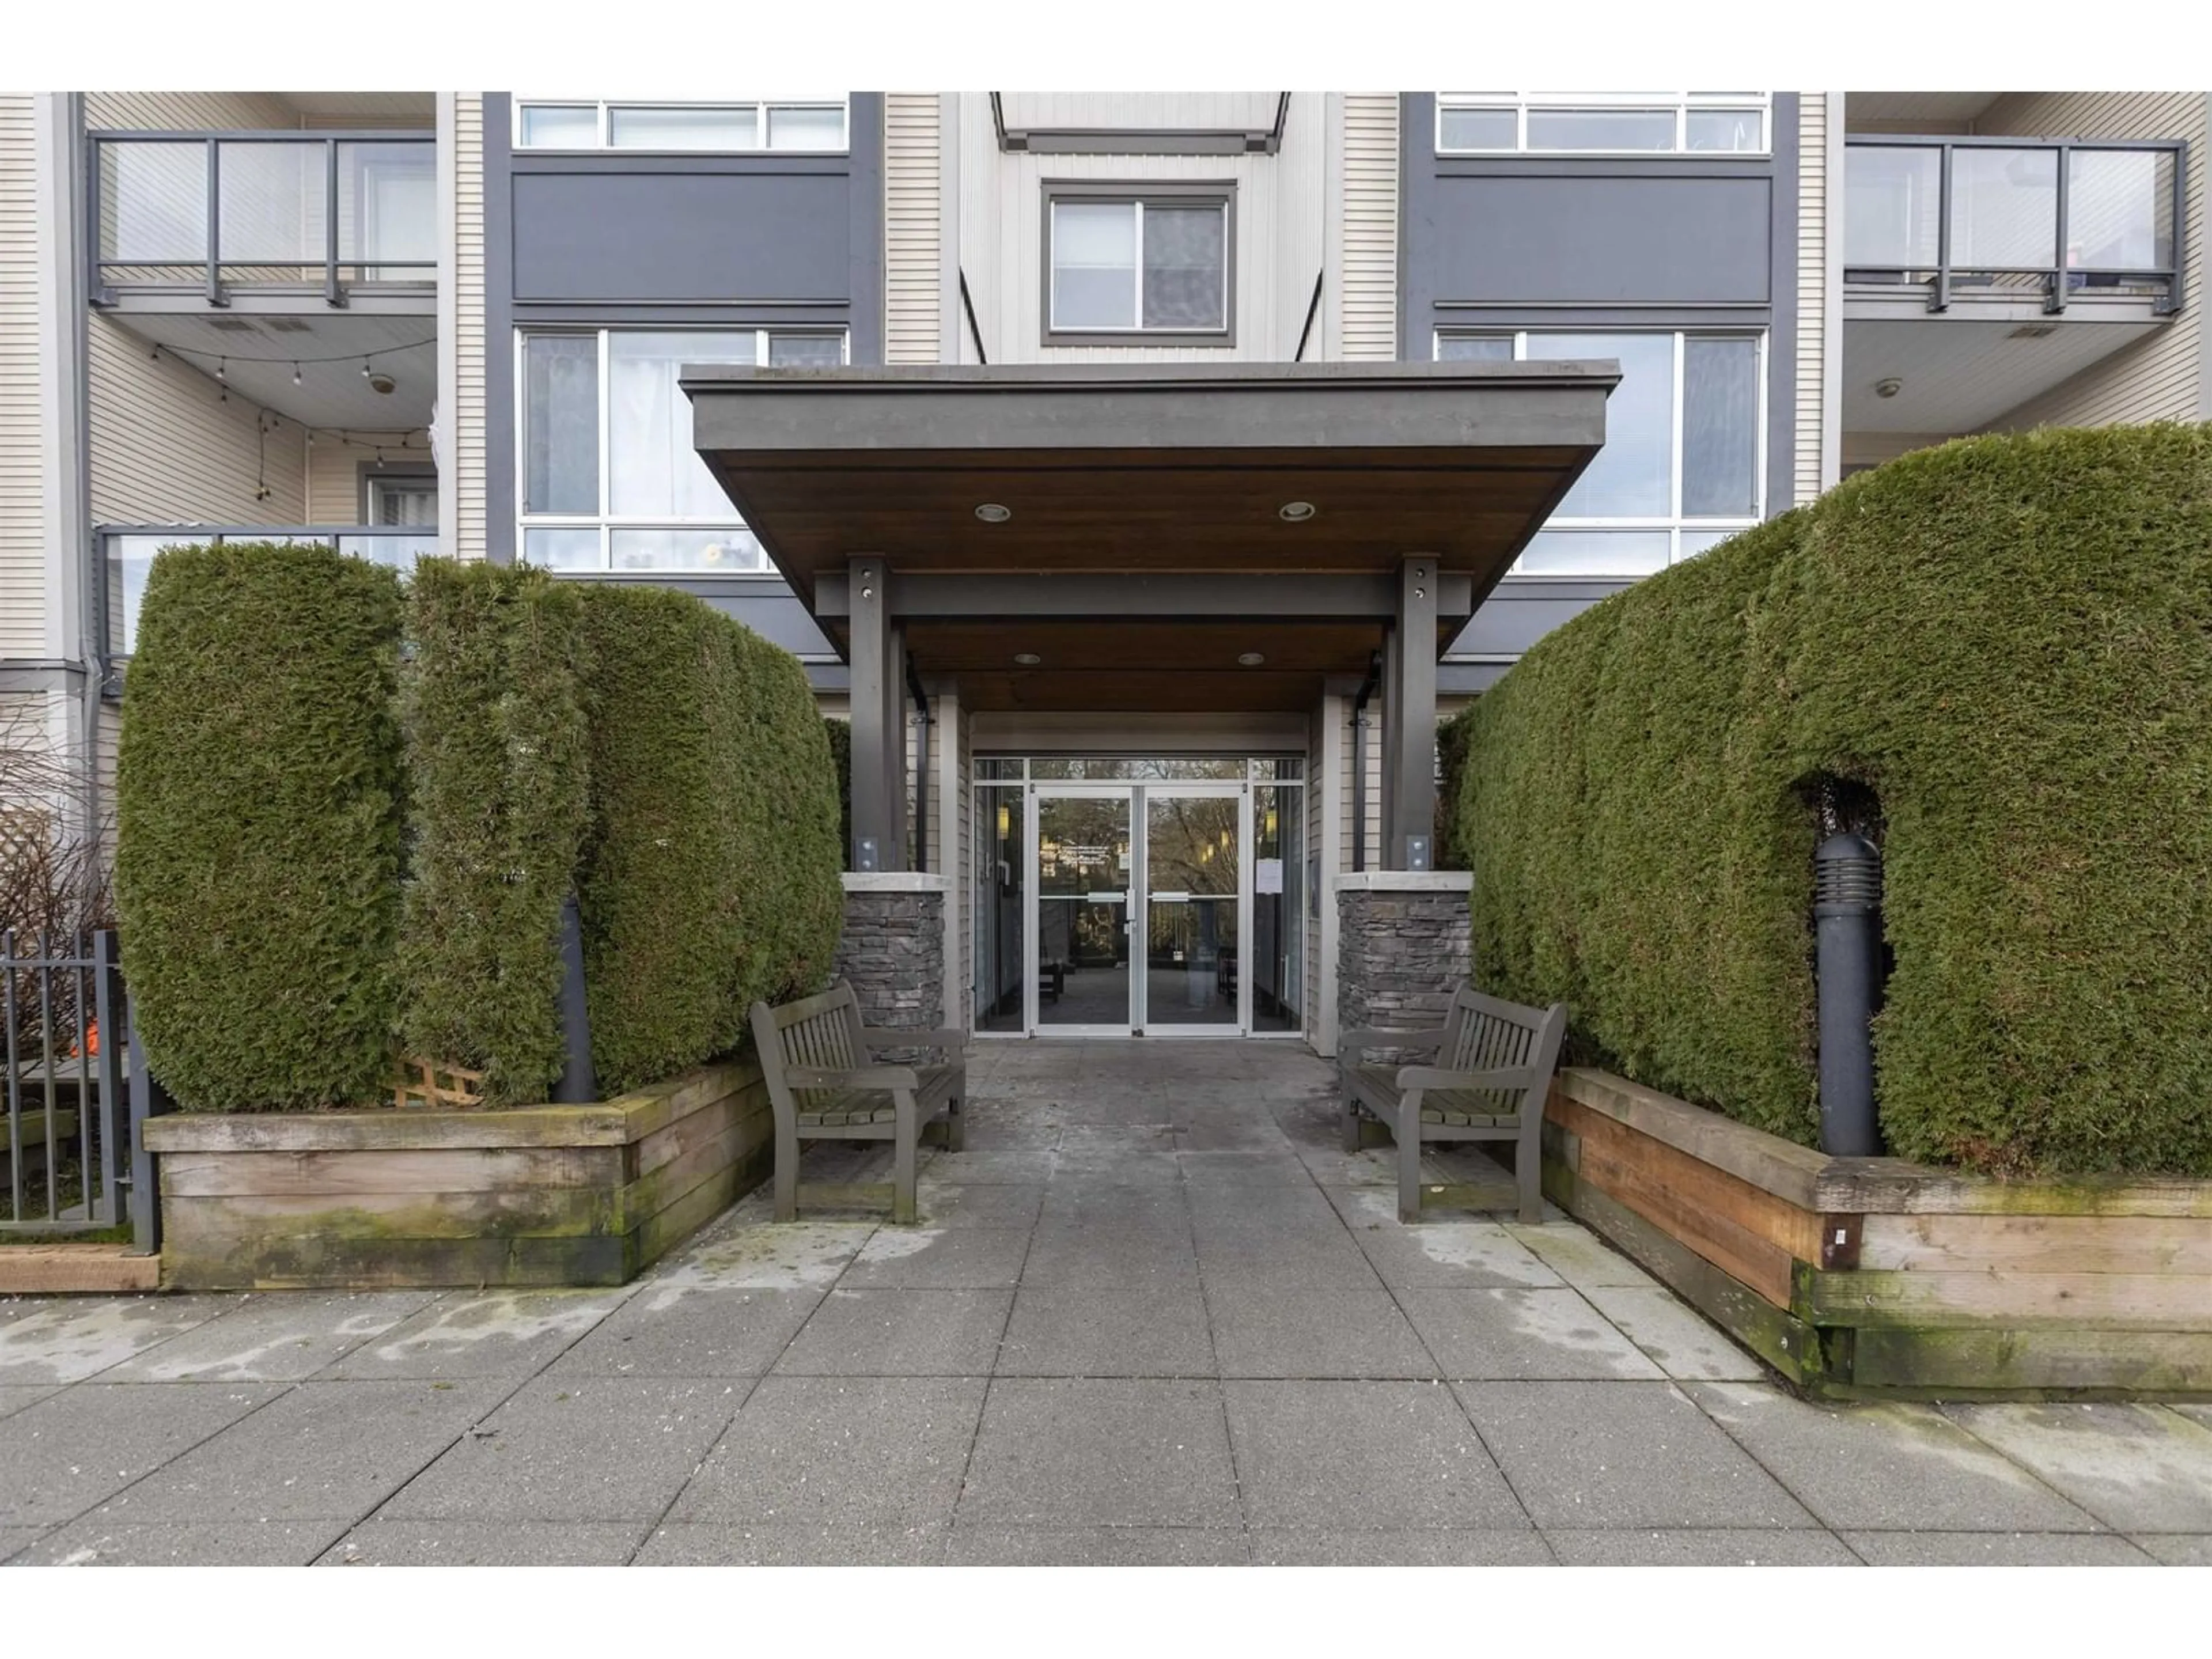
[1436,93,1768,156]
[517,328,846,573]
[1046,189,1232,340]
[1438,328,1764,575]
[513,99,849,152]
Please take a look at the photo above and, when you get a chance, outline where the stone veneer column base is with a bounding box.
[1334,870,1475,1041]
[835,872,952,1036]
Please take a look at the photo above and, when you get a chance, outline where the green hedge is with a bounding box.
[1456,425,2212,1177]
[575,586,844,1094]
[116,543,405,1112]
[395,560,590,1105]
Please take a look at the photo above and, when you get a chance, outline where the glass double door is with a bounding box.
[1029,782,1245,1036]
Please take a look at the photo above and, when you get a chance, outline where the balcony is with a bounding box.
[101,526,435,664]
[1842,134,2187,440]
[90,130,436,314]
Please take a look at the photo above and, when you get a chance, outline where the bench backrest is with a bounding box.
[750,980,869,1112]
[1438,986,1569,1113]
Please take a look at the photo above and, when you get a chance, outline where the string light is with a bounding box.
[292,363,302,386]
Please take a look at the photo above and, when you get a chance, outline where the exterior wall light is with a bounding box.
[1013,652,1041,666]
[975,503,1013,522]
[1237,652,1265,666]
[1278,501,1316,522]
[1874,378,1902,399]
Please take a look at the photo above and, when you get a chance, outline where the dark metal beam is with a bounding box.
[1382,556,1439,870]
[812,570,1476,624]
[847,556,897,872]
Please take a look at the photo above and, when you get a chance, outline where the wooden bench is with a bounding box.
[750,979,965,1225]
[1339,986,1567,1225]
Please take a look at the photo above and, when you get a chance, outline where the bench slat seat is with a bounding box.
[751,979,966,1224]
[1340,987,1567,1224]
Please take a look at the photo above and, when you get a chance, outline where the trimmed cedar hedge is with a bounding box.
[1455,425,2212,1177]
[575,585,844,1095]
[395,560,590,1106]
[116,543,406,1112]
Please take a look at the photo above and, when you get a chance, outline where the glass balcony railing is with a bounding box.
[90,131,435,306]
[1844,136,2186,315]
[101,527,437,659]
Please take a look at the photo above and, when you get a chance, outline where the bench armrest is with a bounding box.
[1338,1027,1447,1055]
[786,1065,920,1092]
[1396,1065,1540,1093]
[858,1027,965,1056]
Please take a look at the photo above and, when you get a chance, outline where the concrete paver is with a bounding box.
[1223,1379,1529,1531]
[3,1040,2200,1566]
[1942,1403,2212,1533]
[1687,1382,2107,1533]
[1455,1380,1820,1531]
[0,1380,282,1526]
[959,1377,1240,1528]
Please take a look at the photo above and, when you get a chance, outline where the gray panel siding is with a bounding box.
[512,171,854,304]
[1408,92,1804,690]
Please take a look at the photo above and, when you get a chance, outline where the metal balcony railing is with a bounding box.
[100,526,437,660]
[1844,135,2186,315]
[89,131,436,308]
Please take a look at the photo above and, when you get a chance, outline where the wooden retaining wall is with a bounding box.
[1543,1068,2212,1399]
[142,1060,771,1291]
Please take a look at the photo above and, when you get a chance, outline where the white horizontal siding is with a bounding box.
[308,433,430,522]
[0,94,44,657]
[1794,92,1828,505]
[956,91,1327,365]
[1339,93,1397,361]
[1976,91,2207,427]
[884,92,942,364]
[453,94,486,560]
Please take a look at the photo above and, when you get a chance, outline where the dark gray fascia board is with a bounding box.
[813,571,1477,623]
[684,359,1619,457]
[507,153,855,177]
[0,660,89,693]
[1433,155,1778,181]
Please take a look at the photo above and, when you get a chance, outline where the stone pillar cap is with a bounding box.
[843,872,954,893]
[1332,871,1473,893]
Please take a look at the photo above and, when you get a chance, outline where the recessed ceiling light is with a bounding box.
[975,503,1012,522]
[1013,652,1041,666]
[1278,501,1316,522]
[1237,652,1266,666]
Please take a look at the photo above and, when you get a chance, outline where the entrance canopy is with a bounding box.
[683,361,1616,870]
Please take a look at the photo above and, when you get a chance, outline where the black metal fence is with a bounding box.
[2,929,130,1235]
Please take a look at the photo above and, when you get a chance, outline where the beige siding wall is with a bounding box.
[1794,93,1830,505]
[1338,93,1399,361]
[1977,92,2207,427]
[884,93,942,364]
[1,94,43,658]
[88,312,308,524]
[453,94,487,560]
[955,91,1327,363]
[307,433,433,522]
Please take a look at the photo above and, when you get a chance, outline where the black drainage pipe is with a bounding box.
[1814,831,1884,1156]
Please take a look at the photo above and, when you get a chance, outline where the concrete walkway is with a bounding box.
[3,1039,2209,1566]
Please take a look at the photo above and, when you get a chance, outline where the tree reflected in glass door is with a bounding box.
[1144,793,1239,1028]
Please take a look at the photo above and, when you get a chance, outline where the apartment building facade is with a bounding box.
[2,89,2203,1049]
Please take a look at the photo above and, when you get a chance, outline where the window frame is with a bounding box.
[1434,92,1772,158]
[1435,325,1768,577]
[512,97,850,154]
[1041,181,1238,347]
[513,325,850,575]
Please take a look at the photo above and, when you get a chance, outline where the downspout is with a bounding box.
[1350,649,1380,873]
[907,656,931,870]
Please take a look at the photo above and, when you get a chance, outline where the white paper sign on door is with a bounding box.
[1256,858,1283,895]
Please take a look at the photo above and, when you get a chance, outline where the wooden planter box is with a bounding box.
[1543,1068,2212,1400]
[141,1060,771,1291]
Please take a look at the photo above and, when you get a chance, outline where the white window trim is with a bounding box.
[1046,196,1232,338]
[514,325,850,574]
[512,97,850,154]
[1435,326,1767,577]
[1434,92,1772,158]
